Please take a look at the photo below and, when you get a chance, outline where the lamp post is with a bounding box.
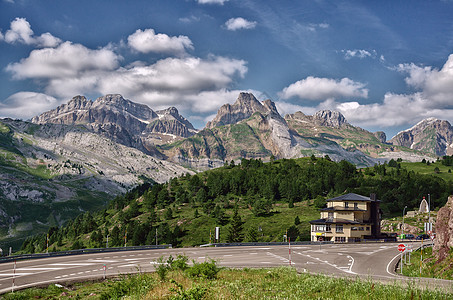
[428,194,431,231]
[402,206,408,239]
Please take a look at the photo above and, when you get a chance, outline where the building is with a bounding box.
[309,193,382,242]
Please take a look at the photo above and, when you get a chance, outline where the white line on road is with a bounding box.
[0,273,32,276]
[16,268,64,271]
[50,263,95,266]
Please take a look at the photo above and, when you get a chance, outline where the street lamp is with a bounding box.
[428,194,431,231]
[402,206,408,239]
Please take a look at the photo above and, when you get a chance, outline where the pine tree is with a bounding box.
[227,207,243,243]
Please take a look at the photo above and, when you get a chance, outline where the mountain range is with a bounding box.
[0,92,451,247]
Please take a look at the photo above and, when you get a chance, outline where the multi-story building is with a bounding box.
[309,193,381,242]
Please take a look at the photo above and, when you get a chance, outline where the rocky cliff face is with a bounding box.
[433,195,453,261]
[389,118,453,156]
[163,93,381,168]
[206,92,278,128]
[0,118,192,240]
[32,94,196,152]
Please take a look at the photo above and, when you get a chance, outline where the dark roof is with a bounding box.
[321,206,366,212]
[327,193,380,202]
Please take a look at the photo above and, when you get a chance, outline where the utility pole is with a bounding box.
[428,194,431,231]
[155,228,158,246]
[106,235,109,248]
[402,206,408,239]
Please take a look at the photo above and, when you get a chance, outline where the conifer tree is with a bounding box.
[227,207,243,243]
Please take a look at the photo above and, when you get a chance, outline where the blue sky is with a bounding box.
[1,0,453,139]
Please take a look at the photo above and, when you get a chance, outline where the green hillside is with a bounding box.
[0,120,115,250]
[18,157,453,253]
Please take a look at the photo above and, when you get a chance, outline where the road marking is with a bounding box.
[118,264,138,268]
[17,267,64,271]
[249,253,258,255]
[295,252,356,274]
[0,273,32,276]
[70,273,76,276]
[261,262,272,264]
[50,263,95,266]
[386,253,402,277]
[223,255,233,257]
[87,260,117,263]
[125,259,140,261]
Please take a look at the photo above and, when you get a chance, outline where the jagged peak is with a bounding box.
[393,117,444,138]
[156,106,179,116]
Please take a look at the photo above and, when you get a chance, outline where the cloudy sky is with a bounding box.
[1,0,453,138]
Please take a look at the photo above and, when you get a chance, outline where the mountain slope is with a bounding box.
[0,118,191,248]
[389,118,453,157]
[32,94,197,154]
[162,93,383,167]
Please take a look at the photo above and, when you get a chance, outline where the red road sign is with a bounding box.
[397,244,406,252]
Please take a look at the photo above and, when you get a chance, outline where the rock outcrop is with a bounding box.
[206,92,278,128]
[32,94,196,152]
[433,195,453,261]
[389,118,453,156]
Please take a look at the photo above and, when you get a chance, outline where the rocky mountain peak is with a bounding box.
[206,92,279,128]
[313,110,347,128]
[66,95,90,110]
[390,118,453,156]
[92,94,157,121]
[284,110,348,129]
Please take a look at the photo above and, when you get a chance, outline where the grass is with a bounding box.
[3,267,452,299]
[166,200,318,247]
[400,161,453,182]
[400,246,453,280]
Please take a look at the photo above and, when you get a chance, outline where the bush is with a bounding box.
[170,254,189,271]
[155,256,169,281]
[185,258,220,279]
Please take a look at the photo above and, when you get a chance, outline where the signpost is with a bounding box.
[397,243,406,274]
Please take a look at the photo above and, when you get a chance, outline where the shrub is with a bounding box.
[185,258,220,279]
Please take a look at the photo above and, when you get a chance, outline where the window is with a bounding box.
[366,227,370,231]
[328,212,334,220]
[336,224,343,233]
[326,224,331,232]
[351,226,358,231]
[335,237,346,243]
[354,203,358,209]
[344,202,349,208]
[359,227,364,231]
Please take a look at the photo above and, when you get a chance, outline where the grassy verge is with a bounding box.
[400,246,453,280]
[3,266,452,299]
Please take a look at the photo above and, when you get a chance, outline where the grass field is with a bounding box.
[3,266,452,299]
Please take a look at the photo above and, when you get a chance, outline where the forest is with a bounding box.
[19,156,453,253]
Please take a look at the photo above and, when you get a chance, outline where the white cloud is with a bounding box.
[279,76,368,101]
[398,54,453,106]
[6,41,121,79]
[127,29,193,55]
[197,0,228,4]
[3,17,61,47]
[0,31,4,41]
[342,49,375,60]
[6,40,248,117]
[179,15,200,23]
[275,101,316,117]
[225,18,257,31]
[0,92,58,120]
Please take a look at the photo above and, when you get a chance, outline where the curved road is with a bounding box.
[0,242,451,294]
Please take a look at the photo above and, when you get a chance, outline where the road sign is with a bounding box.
[397,243,406,252]
[427,230,432,235]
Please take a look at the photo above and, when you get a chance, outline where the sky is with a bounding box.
[1,0,453,139]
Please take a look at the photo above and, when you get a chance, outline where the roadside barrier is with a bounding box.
[0,244,172,264]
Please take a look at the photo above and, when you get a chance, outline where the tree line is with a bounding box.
[20,156,453,253]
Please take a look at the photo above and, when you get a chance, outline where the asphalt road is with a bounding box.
[0,242,451,294]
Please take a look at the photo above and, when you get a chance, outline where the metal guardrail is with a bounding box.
[200,241,334,247]
[0,244,172,264]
